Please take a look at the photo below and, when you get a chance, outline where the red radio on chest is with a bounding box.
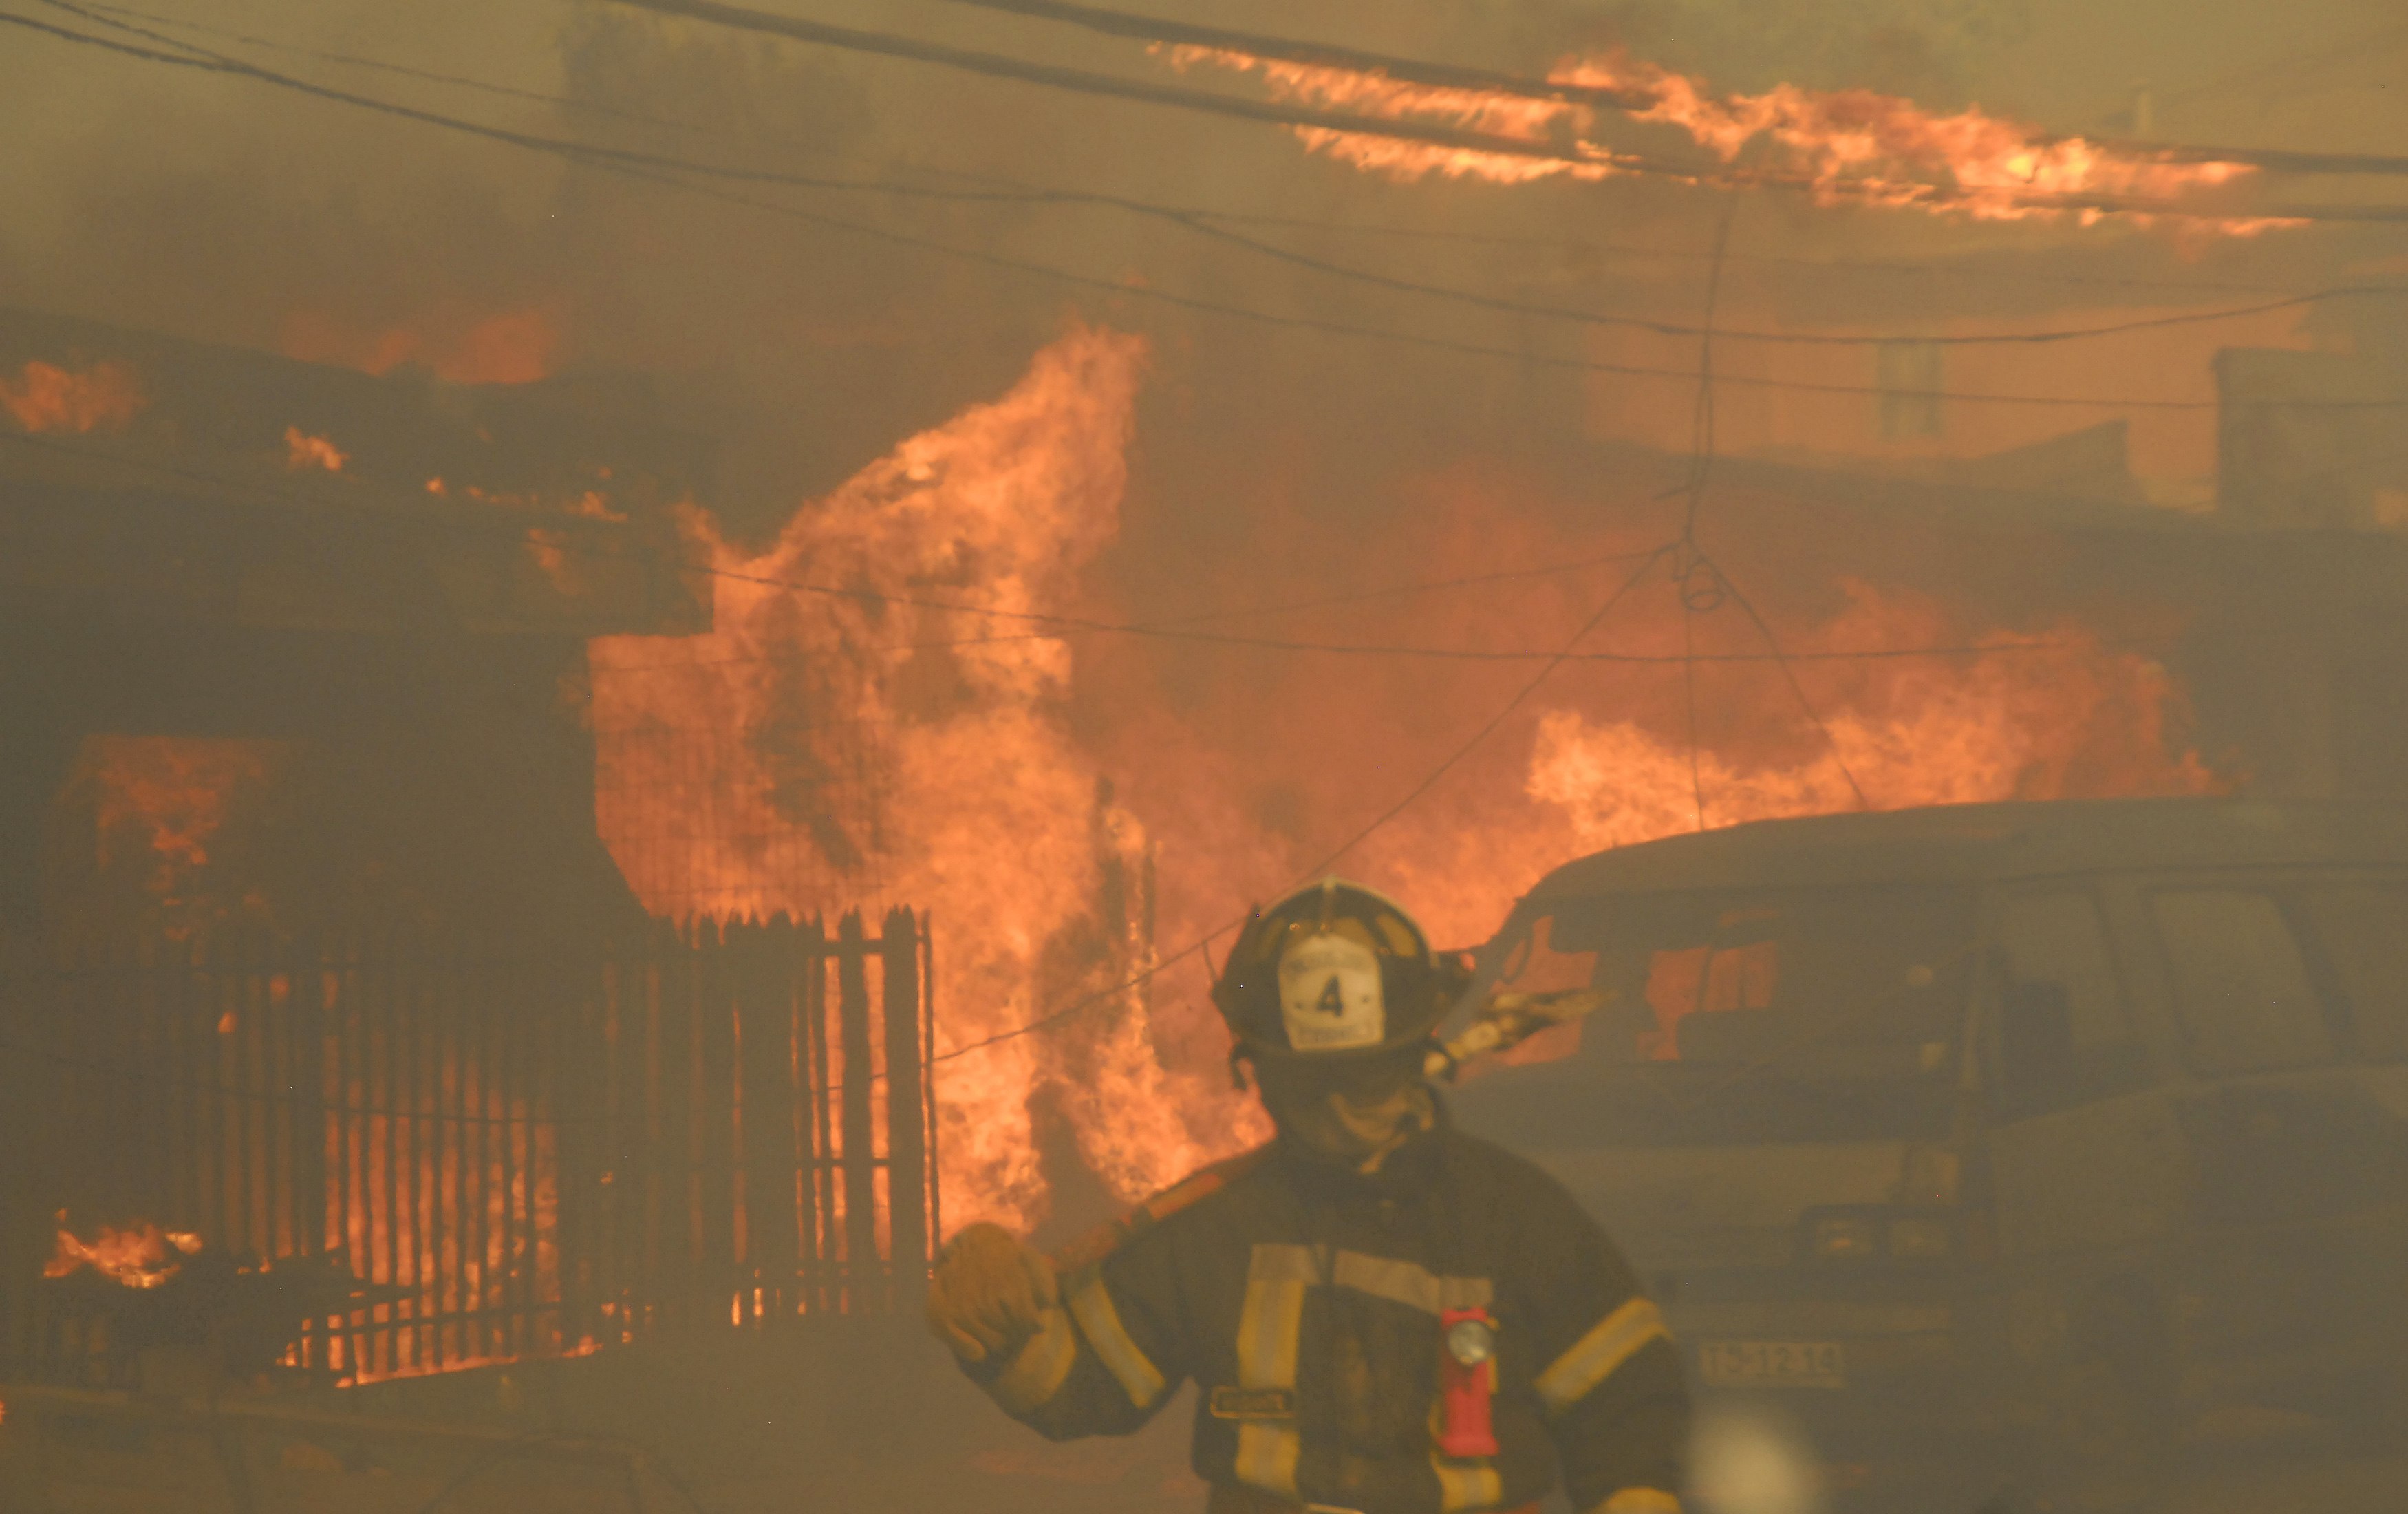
[1435,1306,1500,1458]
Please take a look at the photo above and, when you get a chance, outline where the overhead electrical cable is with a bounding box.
[23,4,2408,394]
[590,0,2408,223]
[575,0,1712,184]
[931,0,2408,180]
[71,1,2340,303]
[3,427,2186,672]
[927,0,1651,111]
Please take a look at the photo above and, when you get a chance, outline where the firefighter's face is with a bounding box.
[1256,1051,1430,1168]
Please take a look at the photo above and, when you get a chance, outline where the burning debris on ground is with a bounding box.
[1,2,2407,1513]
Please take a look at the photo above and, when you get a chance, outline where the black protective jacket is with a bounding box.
[969,1110,1688,1513]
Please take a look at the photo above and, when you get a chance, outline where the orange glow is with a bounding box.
[283,425,348,472]
[278,306,560,385]
[87,736,275,883]
[589,329,2219,1234]
[1,359,147,434]
[46,1219,202,1288]
[1167,45,2273,227]
[1524,585,2216,853]
[593,323,1223,1231]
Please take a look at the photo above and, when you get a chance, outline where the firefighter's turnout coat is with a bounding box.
[967,1109,1688,1514]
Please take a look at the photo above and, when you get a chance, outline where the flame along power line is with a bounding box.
[599,0,2408,225]
[50,3,2408,352]
[21,4,2408,409]
[933,0,2408,182]
[78,0,2344,307]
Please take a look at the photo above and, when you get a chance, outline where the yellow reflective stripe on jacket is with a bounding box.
[1431,1451,1503,1511]
[1534,1297,1669,1416]
[1330,1250,1492,1316]
[986,1304,1077,1414]
[1591,1488,1683,1514]
[1066,1266,1168,1410]
[1232,1243,1314,1496]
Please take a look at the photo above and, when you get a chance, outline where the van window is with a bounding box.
[1461,886,1974,1144]
[2292,884,2408,1061]
[2152,890,2333,1073]
[1988,891,2144,1098]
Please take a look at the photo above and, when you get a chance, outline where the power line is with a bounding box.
[585,0,1710,185]
[0,429,2190,674]
[67,8,2389,348]
[929,0,1651,112]
[936,0,2408,182]
[597,0,2408,224]
[76,1,2328,306]
[21,8,2408,413]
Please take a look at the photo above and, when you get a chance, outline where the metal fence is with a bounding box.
[0,910,935,1386]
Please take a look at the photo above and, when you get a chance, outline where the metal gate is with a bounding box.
[0,910,936,1385]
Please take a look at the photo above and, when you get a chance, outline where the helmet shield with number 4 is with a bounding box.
[1213,878,1463,1065]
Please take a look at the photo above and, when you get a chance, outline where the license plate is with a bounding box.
[1697,1339,1846,1388]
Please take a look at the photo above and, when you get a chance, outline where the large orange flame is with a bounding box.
[1168,45,2272,227]
[1525,584,2216,854]
[1,359,147,434]
[590,326,2220,1233]
[46,1219,203,1289]
[592,321,1219,1231]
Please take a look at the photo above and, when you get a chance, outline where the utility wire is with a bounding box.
[0,429,2189,674]
[929,0,1651,111]
[1677,196,1741,829]
[598,0,2408,224]
[17,8,2408,412]
[934,0,2408,181]
[585,0,1706,184]
[73,0,2332,303]
[1669,194,1870,817]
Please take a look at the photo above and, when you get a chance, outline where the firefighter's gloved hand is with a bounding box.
[927,1222,1057,1363]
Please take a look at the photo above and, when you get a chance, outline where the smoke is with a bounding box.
[1,0,2370,1222]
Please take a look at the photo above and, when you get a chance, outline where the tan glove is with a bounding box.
[926,1222,1058,1363]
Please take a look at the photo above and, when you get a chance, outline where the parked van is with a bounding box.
[1449,798,2408,1504]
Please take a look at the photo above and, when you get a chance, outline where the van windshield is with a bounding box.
[1454,885,1976,1145]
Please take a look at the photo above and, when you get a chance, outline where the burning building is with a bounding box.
[1,0,2406,1507]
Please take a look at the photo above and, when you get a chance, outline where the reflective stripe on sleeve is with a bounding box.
[986,1304,1077,1415]
[1232,1243,1314,1496]
[1066,1266,1168,1411]
[1590,1489,1683,1514]
[1534,1298,1669,1416]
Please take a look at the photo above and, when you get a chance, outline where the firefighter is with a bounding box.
[927,878,1688,1514]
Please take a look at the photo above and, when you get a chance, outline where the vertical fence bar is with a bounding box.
[341,929,372,1378]
[739,921,799,1322]
[880,910,928,1286]
[290,932,326,1372]
[835,913,877,1307]
[805,921,834,1312]
[922,919,940,1259]
[696,919,735,1323]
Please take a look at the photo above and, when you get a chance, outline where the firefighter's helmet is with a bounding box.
[1212,878,1466,1067]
